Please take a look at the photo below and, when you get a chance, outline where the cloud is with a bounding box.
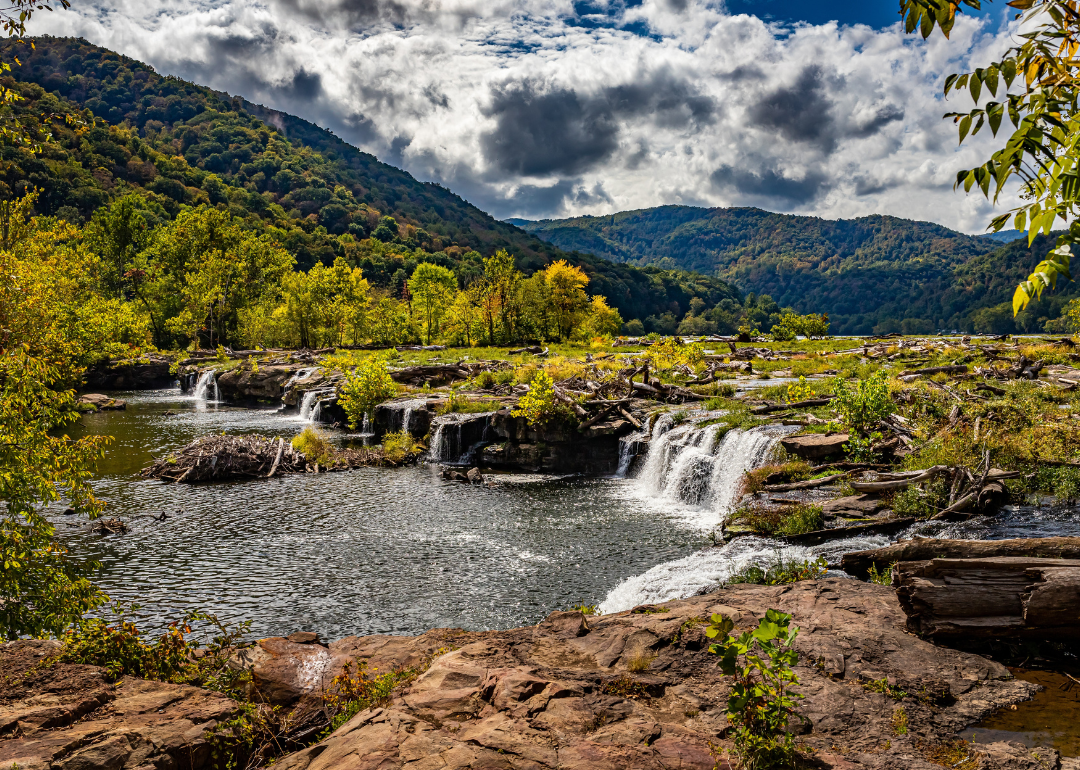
[30,0,1018,231]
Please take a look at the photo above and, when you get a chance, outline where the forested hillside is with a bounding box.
[0,37,740,326]
[518,207,1078,334]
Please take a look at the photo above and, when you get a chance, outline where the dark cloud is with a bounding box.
[711,164,830,207]
[849,104,905,138]
[853,174,895,196]
[482,71,716,177]
[271,0,412,26]
[748,65,838,153]
[281,68,322,102]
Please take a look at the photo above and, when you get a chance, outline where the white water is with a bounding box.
[402,406,413,434]
[299,391,319,423]
[428,412,496,464]
[631,417,780,529]
[598,533,895,614]
[616,429,647,477]
[192,371,218,404]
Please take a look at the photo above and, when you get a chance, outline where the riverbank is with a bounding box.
[5,579,1072,770]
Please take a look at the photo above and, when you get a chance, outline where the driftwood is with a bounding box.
[841,536,1080,578]
[750,397,833,415]
[763,473,845,492]
[142,435,311,483]
[898,365,969,377]
[894,556,1080,639]
[850,465,950,492]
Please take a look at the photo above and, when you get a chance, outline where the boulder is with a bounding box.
[0,640,239,770]
[216,364,309,404]
[76,393,127,412]
[83,356,173,390]
[821,494,886,520]
[466,467,484,484]
[780,433,850,460]
[271,581,1049,770]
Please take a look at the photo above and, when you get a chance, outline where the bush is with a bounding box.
[832,370,891,435]
[733,503,824,536]
[322,660,418,734]
[292,426,333,466]
[338,356,399,429]
[474,371,497,389]
[511,370,566,426]
[729,556,828,586]
[381,430,423,464]
[707,609,805,769]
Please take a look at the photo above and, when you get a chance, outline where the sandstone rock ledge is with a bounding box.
[272,580,1058,770]
[0,582,1066,770]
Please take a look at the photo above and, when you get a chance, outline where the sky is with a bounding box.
[32,0,1020,232]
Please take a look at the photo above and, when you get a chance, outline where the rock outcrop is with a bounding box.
[841,537,1080,579]
[76,393,127,412]
[267,580,1053,770]
[215,364,308,404]
[483,407,634,475]
[83,356,174,390]
[0,640,239,770]
[780,433,850,461]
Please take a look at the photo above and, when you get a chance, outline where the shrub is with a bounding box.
[514,362,540,385]
[769,323,796,342]
[511,370,566,426]
[729,556,828,586]
[891,706,909,736]
[733,503,824,536]
[474,371,497,389]
[867,562,895,586]
[891,478,949,519]
[786,376,818,403]
[322,660,418,734]
[338,356,399,429]
[707,610,805,770]
[292,426,333,466]
[567,603,598,615]
[832,370,891,435]
[382,430,423,464]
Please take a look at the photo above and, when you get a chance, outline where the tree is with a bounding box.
[84,193,153,300]
[407,262,456,345]
[543,259,590,340]
[0,192,112,639]
[337,355,398,429]
[900,0,1080,314]
[575,295,624,340]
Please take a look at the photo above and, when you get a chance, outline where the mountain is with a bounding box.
[518,206,1076,334]
[977,231,1026,244]
[0,37,741,324]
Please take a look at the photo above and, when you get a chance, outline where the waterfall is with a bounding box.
[598,532,895,614]
[361,413,372,436]
[192,371,217,403]
[428,412,496,464]
[616,430,645,477]
[299,391,319,422]
[402,406,413,434]
[631,417,779,527]
[430,422,446,462]
[311,400,322,423]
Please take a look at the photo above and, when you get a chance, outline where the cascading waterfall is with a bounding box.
[311,401,322,423]
[299,391,319,422]
[428,412,496,464]
[401,406,413,434]
[708,429,777,517]
[616,430,646,477]
[430,423,446,462]
[192,370,217,403]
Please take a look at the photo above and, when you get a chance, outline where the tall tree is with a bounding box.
[543,259,590,340]
[407,262,456,345]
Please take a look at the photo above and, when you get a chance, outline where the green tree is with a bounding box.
[900,0,1080,313]
[338,355,398,428]
[407,262,456,345]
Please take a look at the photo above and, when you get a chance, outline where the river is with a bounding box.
[60,385,1080,641]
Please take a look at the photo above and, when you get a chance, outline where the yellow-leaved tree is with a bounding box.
[543,259,590,340]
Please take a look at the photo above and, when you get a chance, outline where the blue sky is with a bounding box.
[35,0,1016,232]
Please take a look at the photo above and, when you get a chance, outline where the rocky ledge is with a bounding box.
[2,581,1070,770]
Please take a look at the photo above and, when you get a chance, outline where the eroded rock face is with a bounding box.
[83,356,173,390]
[0,640,239,770]
[273,581,1054,770]
[216,364,307,404]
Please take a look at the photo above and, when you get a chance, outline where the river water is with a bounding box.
[61,386,1080,641]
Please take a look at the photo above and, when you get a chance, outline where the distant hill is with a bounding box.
[977,231,1026,244]
[0,37,741,324]
[518,206,1076,334]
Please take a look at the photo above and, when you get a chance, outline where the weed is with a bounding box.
[733,503,824,537]
[292,426,333,466]
[729,556,828,586]
[866,562,896,586]
[920,739,979,770]
[891,707,909,736]
[891,478,949,519]
[741,461,812,495]
[626,654,654,673]
[321,660,419,734]
[707,610,805,770]
[381,430,424,463]
[567,603,597,615]
[832,370,892,435]
[863,678,908,700]
[602,675,651,700]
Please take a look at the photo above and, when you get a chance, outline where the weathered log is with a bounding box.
[618,406,643,429]
[763,473,845,492]
[897,364,969,377]
[894,557,1080,639]
[389,364,470,385]
[841,536,1080,578]
[750,397,833,415]
[850,465,950,492]
[577,404,617,431]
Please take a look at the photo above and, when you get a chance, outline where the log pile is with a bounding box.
[894,556,1080,639]
[142,435,310,482]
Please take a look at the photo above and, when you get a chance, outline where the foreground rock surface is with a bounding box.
[0,640,238,770]
[265,580,1056,770]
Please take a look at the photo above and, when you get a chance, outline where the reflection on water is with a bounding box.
[60,389,706,640]
[962,669,1080,756]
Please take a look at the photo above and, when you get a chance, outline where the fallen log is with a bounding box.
[389,364,470,385]
[850,465,950,492]
[840,536,1080,578]
[898,364,969,377]
[618,406,642,429]
[763,473,845,492]
[750,397,833,415]
[894,557,1080,639]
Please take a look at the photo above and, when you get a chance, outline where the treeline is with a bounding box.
[31,193,631,351]
[519,206,1080,334]
[0,36,743,327]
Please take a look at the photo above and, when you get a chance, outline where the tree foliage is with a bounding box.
[900,0,1080,314]
[337,355,398,429]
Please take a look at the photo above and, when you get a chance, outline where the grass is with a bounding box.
[728,555,828,585]
[891,707,909,736]
[626,654,654,673]
[292,426,334,466]
[863,678,908,700]
[741,460,812,495]
[732,502,825,536]
[436,392,500,414]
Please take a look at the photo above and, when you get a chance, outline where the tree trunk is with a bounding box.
[894,556,1080,640]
